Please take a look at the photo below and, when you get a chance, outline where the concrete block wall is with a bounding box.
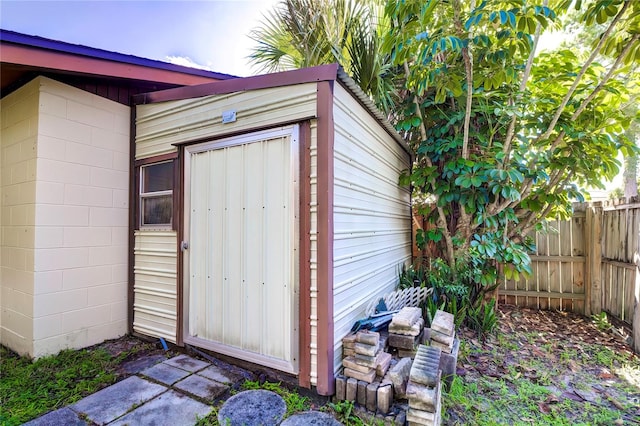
[1,76,130,358]
[0,78,40,356]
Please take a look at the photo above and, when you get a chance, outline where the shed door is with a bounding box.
[183,126,299,374]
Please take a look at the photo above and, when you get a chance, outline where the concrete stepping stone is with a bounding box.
[174,374,228,400]
[281,411,343,425]
[218,390,286,426]
[70,376,166,425]
[140,362,191,385]
[22,407,87,426]
[197,364,240,384]
[163,354,209,372]
[120,354,167,374]
[109,390,212,426]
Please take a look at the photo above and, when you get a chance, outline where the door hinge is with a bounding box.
[180,241,189,251]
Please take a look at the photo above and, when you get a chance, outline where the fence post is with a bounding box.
[585,202,603,316]
[634,256,640,354]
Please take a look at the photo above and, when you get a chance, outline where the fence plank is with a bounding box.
[625,268,634,323]
[537,230,550,310]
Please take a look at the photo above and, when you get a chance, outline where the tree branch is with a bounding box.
[403,60,457,270]
[502,0,547,160]
[536,0,630,144]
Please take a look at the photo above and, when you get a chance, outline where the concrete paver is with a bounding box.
[141,362,191,385]
[197,364,240,384]
[109,390,212,426]
[70,376,167,425]
[121,354,167,374]
[163,354,210,372]
[218,390,286,426]
[22,407,87,426]
[174,374,228,400]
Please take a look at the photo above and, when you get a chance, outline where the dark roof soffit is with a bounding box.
[0,29,236,81]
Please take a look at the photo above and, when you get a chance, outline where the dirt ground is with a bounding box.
[446,304,640,425]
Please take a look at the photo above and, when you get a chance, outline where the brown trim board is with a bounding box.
[1,44,225,87]
[175,148,184,345]
[134,64,340,105]
[298,120,312,389]
[134,152,178,167]
[128,103,136,335]
[316,80,335,396]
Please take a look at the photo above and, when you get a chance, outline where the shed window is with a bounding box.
[140,161,173,228]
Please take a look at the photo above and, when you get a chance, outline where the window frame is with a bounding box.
[137,158,176,230]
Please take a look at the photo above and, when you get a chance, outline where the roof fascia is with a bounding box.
[133,64,341,105]
[1,44,226,87]
[0,29,235,81]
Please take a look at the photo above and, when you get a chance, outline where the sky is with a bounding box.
[0,0,281,77]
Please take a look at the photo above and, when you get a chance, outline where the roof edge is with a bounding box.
[133,63,341,104]
[335,68,410,156]
[0,28,236,81]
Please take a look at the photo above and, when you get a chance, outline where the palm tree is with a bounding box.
[248,0,396,111]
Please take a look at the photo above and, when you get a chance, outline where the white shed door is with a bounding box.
[183,127,299,374]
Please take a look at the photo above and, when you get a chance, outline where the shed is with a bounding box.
[131,64,412,395]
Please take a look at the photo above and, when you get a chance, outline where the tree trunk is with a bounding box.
[623,153,638,199]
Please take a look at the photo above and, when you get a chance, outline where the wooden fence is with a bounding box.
[412,199,640,351]
[499,199,640,327]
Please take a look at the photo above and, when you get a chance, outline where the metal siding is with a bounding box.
[309,121,319,386]
[332,85,412,373]
[185,128,298,373]
[135,84,317,159]
[133,231,177,342]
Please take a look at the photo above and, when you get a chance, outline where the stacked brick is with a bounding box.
[406,345,442,426]
[424,310,460,385]
[337,330,395,416]
[341,330,392,383]
[388,307,424,358]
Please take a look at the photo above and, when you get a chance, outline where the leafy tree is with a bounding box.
[249,0,639,313]
[384,0,639,300]
[557,6,640,200]
[248,0,397,110]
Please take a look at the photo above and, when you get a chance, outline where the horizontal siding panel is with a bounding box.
[135,84,317,160]
[133,230,177,342]
[331,85,411,374]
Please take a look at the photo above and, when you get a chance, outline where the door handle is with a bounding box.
[181,241,189,251]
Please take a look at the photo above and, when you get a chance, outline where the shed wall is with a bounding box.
[331,84,412,372]
[133,231,178,341]
[134,83,319,356]
[135,83,317,159]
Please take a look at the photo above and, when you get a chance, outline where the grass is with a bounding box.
[0,345,120,425]
[195,379,313,425]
